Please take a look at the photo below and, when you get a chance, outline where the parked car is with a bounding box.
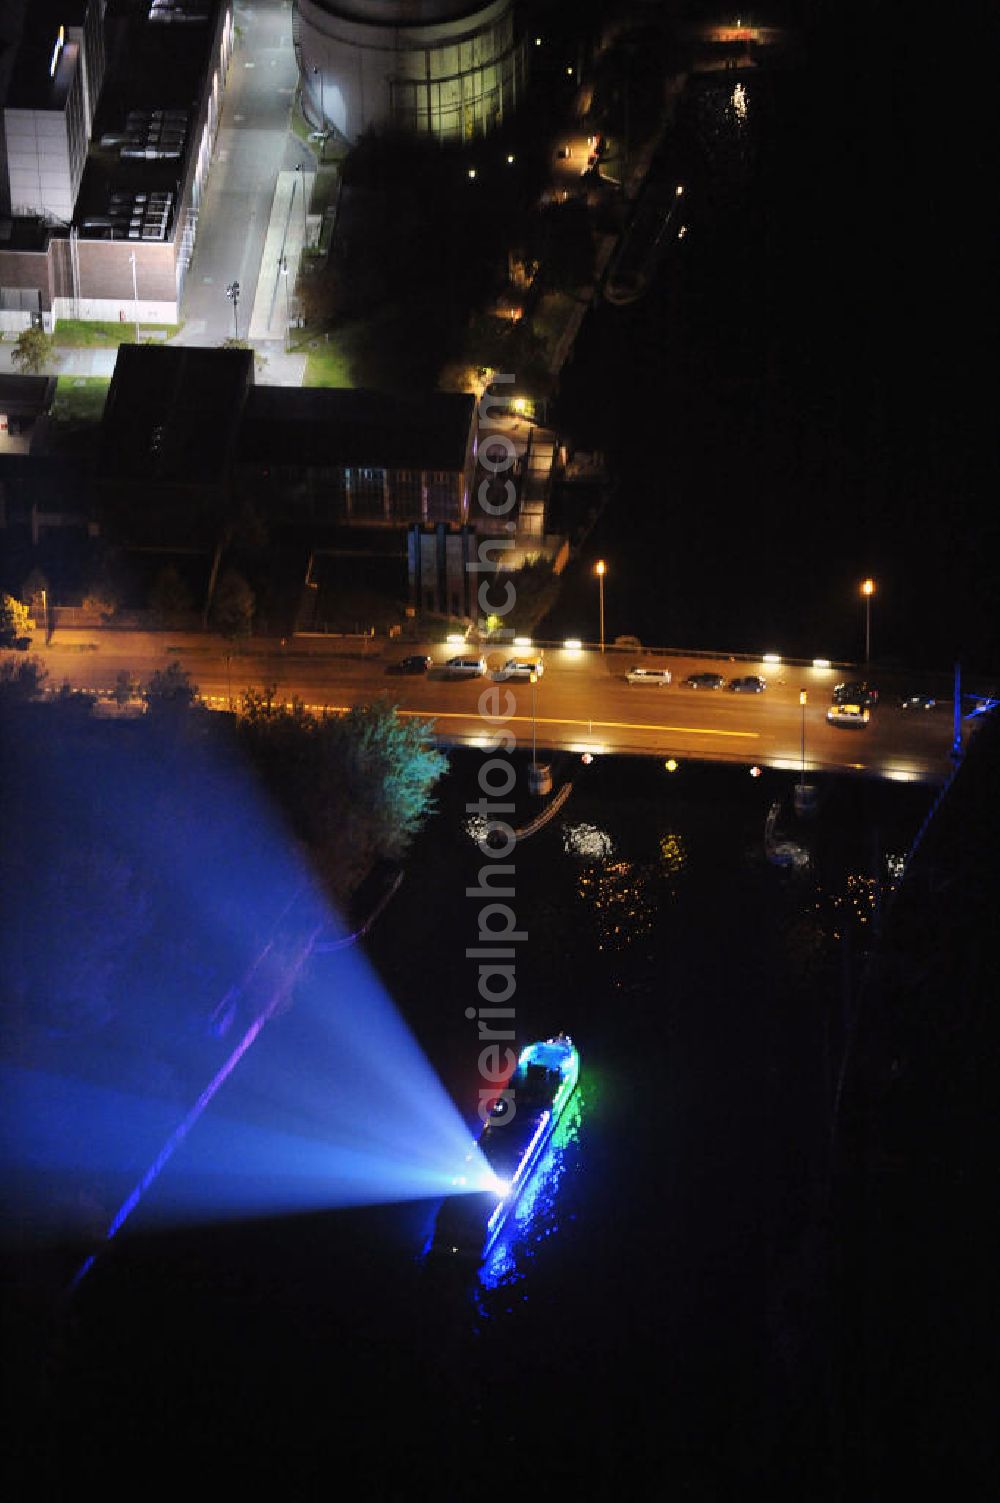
[826,702,870,727]
[626,666,672,686]
[897,691,936,710]
[683,672,725,690]
[833,680,878,707]
[390,655,432,675]
[443,655,487,677]
[500,659,544,680]
[728,675,766,693]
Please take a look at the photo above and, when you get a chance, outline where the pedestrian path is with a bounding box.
[0,344,116,377]
[248,169,314,343]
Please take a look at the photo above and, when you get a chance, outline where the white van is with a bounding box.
[501,658,544,680]
[626,665,672,686]
[443,655,487,677]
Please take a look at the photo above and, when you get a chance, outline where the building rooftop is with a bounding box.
[1,2,88,112]
[239,387,476,472]
[99,344,254,487]
[74,0,225,233]
[0,374,57,417]
[0,214,51,250]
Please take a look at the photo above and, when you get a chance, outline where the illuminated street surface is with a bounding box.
[31,631,964,780]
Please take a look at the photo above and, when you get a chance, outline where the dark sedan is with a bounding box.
[728,675,766,694]
[898,692,937,710]
[388,654,433,675]
[683,672,726,690]
[833,680,879,707]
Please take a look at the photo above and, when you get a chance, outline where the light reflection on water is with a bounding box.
[562,821,614,859]
[570,828,687,954]
[659,829,687,876]
[578,859,657,951]
[478,1084,584,1295]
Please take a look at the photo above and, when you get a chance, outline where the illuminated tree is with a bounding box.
[237,697,447,900]
[10,327,57,375]
[0,593,32,647]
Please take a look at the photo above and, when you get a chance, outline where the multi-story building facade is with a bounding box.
[0,1,233,332]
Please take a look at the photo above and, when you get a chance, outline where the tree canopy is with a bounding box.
[0,594,32,648]
[10,327,57,375]
[144,661,200,718]
[236,693,447,902]
[0,655,47,704]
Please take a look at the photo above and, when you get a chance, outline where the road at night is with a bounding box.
[177,0,311,347]
[27,631,964,780]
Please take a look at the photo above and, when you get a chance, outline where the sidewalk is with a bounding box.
[0,343,116,377]
[248,169,314,342]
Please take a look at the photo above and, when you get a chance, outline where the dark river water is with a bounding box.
[45,750,933,1497]
[544,40,997,674]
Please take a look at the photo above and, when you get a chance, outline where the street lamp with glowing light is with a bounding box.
[861,577,876,664]
[595,559,606,653]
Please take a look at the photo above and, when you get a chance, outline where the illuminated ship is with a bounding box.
[431,1035,580,1263]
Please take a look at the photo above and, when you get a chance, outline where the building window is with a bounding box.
[350,466,385,520]
[425,470,457,524]
[389,469,422,522]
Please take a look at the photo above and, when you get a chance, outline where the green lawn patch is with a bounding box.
[53,319,182,347]
[299,331,354,388]
[50,376,110,426]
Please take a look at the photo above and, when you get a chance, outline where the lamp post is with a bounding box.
[799,689,807,787]
[530,669,538,769]
[526,670,552,793]
[280,255,291,350]
[129,250,139,344]
[861,577,875,665]
[226,280,240,340]
[295,163,307,244]
[595,559,606,653]
[312,65,326,155]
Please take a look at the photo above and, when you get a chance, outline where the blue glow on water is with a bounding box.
[480,1086,584,1290]
[0,717,490,1267]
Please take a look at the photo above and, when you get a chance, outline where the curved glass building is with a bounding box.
[294,0,525,144]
